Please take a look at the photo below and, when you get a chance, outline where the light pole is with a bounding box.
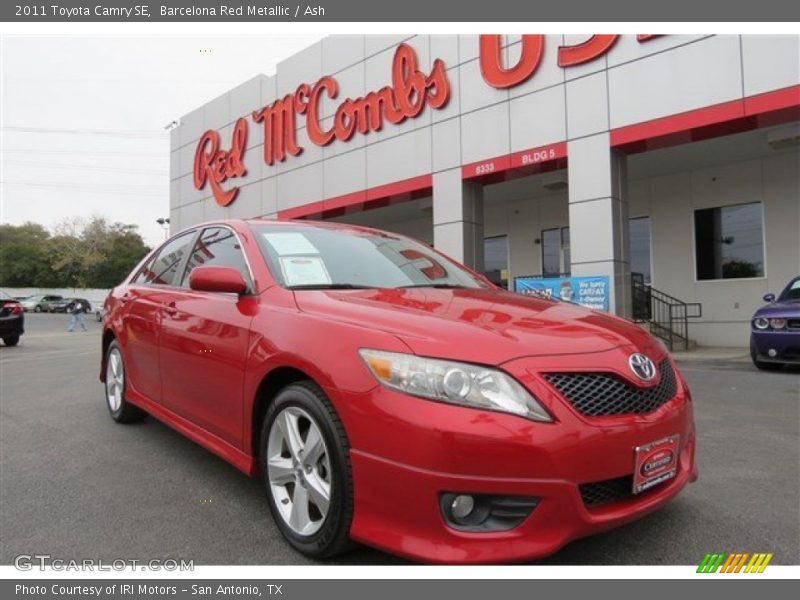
[156,217,170,240]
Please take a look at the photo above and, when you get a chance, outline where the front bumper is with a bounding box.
[350,432,695,563]
[751,331,800,364]
[331,347,697,564]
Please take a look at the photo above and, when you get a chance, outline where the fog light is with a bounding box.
[768,349,778,358]
[440,493,539,532]
[450,494,475,520]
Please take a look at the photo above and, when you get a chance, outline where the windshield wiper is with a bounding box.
[286,283,379,290]
[397,283,471,289]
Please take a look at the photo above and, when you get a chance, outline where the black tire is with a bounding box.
[750,338,783,371]
[2,335,20,347]
[260,381,355,559]
[104,340,147,423]
[34,305,41,313]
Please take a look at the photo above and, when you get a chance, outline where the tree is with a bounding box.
[82,218,151,288]
[0,222,55,287]
[0,218,150,288]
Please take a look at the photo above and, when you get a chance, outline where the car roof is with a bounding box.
[172,218,405,240]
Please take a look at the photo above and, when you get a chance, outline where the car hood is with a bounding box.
[294,287,661,365]
[753,300,800,319]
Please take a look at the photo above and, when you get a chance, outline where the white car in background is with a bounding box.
[20,294,64,312]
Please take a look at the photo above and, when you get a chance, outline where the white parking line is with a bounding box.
[0,349,97,365]
[20,332,100,339]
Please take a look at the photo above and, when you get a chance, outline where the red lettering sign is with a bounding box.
[479,35,544,88]
[193,118,248,207]
[557,35,620,67]
[193,36,662,204]
[251,43,450,163]
[479,34,655,88]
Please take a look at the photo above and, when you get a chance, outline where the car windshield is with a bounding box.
[778,277,800,302]
[250,224,488,290]
[0,291,11,300]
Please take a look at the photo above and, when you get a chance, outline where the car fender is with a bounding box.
[241,304,413,456]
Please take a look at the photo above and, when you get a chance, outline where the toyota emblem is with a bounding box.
[628,353,657,381]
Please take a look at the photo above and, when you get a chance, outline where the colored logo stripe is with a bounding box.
[697,553,726,573]
[745,553,773,573]
[697,552,773,573]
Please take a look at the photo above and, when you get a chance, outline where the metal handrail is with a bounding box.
[631,274,702,351]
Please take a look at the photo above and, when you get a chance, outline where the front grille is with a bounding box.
[544,359,677,417]
[579,476,633,508]
[784,346,800,360]
[788,319,800,331]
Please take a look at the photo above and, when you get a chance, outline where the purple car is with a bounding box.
[750,276,800,370]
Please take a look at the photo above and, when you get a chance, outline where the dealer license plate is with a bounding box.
[632,434,679,494]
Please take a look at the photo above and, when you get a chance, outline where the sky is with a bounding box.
[0,34,322,247]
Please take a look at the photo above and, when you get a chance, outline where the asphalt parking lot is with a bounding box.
[1,313,798,566]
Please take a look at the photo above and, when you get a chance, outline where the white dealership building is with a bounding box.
[170,34,800,347]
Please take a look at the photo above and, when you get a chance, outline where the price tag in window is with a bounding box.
[279,256,332,287]
[263,232,319,256]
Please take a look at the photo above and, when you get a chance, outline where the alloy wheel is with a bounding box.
[267,406,332,536]
[105,348,124,412]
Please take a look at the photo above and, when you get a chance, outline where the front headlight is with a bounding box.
[753,317,770,330]
[359,349,553,422]
[769,318,787,330]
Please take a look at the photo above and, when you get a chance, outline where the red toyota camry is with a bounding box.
[100,219,697,563]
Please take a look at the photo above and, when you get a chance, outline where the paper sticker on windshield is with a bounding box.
[279,256,331,287]
[263,232,319,256]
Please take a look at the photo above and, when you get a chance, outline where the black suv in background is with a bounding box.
[48,297,92,313]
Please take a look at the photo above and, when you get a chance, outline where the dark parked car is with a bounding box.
[0,291,25,346]
[49,297,92,313]
[20,294,63,312]
[750,276,800,370]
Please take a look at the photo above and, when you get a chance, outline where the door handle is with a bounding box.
[163,301,178,316]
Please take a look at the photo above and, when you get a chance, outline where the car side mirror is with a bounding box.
[763,293,776,303]
[189,266,247,295]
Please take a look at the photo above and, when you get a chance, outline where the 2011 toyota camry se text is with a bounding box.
[99,219,698,564]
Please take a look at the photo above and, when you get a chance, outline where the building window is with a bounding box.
[694,202,764,280]
[629,217,652,284]
[542,227,570,276]
[484,236,509,289]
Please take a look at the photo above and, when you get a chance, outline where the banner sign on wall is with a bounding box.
[515,275,610,312]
